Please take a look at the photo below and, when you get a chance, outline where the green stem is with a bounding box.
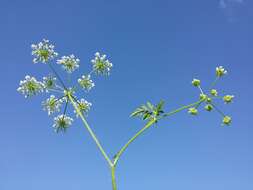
[111,166,117,190]
[68,93,113,167]
[162,99,204,118]
[209,77,219,90]
[113,99,204,166]
[113,119,156,166]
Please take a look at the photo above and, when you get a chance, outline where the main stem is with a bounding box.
[68,93,113,167]
[111,166,117,190]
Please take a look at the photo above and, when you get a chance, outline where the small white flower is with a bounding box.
[57,54,80,73]
[53,114,73,133]
[17,75,44,98]
[31,39,58,63]
[78,75,95,91]
[74,99,92,117]
[91,52,113,75]
[42,75,56,92]
[42,95,63,115]
[216,66,227,77]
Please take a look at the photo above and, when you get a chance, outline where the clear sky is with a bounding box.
[1,0,252,189]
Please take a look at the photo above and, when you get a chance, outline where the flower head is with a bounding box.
[42,75,57,92]
[53,114,73,133]
[91,52,113,75]
[31,39,58,63]
[74,99,92,117]
[223,116,232,126]
[17,75,44,98]
[42,95,63,115]
[223,95,234,104]
[57,54,80,73]
[188,107,198,115]
[216,66,227,77]
[78,75,95,91]
[192,79,201,87]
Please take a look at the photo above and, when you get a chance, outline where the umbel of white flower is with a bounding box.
[31,39,58,63]
[42,95,64,115]
[91,52,113,75]
[17,39,113,133]
[17,75,44,98]
[57,54,80,73]
[53,114,73,133]
[42,75,57,92]
[74,98,92,117]
[78,75,95,91]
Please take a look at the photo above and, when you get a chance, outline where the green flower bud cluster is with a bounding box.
[189,66,234,126]
[17,39,113,132]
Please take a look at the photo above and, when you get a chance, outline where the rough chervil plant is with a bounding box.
[17,39,235,190]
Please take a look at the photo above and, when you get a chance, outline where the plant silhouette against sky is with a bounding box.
[17,39,234,190]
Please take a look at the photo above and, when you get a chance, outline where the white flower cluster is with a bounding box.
[17,75,44,98]
[57,54,80,73]
[74,98,92,117]
[53,114,73,133]
[78,75,95,91]
[91,52,113,75]
[31,39,58,63]
[42,95,63,115]
[42,75,56,92]
[216,66,227,77]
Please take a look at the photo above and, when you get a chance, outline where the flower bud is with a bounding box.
[210,89,218,96]
[223,95,234,104]
[192,79,201,87]
[199,94,207,100]
[223,116,232,126]
[205,104,213,111]
[188,107,198,115]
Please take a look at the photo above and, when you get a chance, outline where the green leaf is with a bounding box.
[146,101,154,110]
[130,109,144,117]
[156,100,165,111]
[143,112,151,120]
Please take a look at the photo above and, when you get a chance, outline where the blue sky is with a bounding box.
[1,0,253,189]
